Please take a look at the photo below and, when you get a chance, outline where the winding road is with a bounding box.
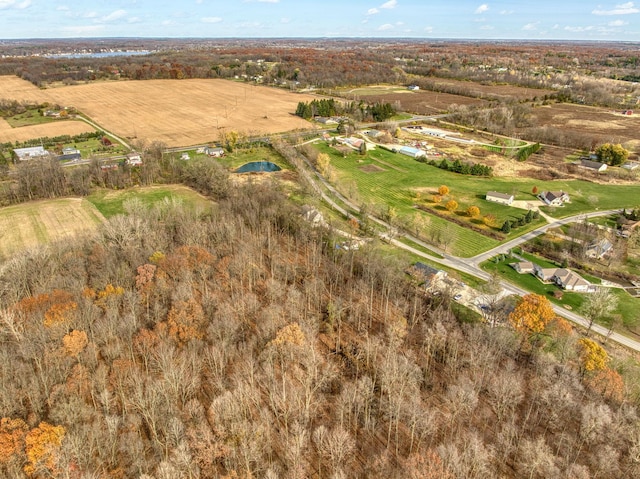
[295,141,640,353]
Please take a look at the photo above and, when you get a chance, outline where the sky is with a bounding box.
[1,0,640,41]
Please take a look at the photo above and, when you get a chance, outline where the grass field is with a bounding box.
[5,109,58,127]
[0,75,318,148]
[0,198,105,260]
[87,185,212,218]
[314,141,640,256]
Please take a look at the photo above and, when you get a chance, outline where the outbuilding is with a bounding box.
[486,191,514,206]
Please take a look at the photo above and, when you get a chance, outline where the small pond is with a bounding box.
[235,161,282,173]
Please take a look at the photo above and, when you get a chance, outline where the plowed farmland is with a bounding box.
[0,76,318,147]
[0,117,94,143]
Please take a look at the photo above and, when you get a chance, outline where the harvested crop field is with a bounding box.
[0,76,318,147]
[522,103,640,150]
[0,117,94,143]
[0,198,105,260]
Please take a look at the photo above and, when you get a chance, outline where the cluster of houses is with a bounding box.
[511,260,596,292]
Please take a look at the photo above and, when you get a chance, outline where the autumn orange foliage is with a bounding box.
[62,330,88,357]
[586,368,624,403]
[163,298,206,345]
[578,338,609,373]
[508,293,555,337]
[0,417,28,466]
[24,422,65,477]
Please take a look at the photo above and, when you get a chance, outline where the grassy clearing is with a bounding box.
[5,109,59,127]
[314,140,640,256]
[0,198,105,261]
[87,185,212,218]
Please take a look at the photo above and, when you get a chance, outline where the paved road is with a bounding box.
[294,144,640,352]
[468,209,621,267]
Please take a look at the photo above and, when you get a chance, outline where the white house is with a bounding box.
[126,152,143,166]
[538,190,570,206]
[205,146,225,157]
[553,269,593,292]
[13,146,50,161]
[533,264,593,292]
[486,191,514,206]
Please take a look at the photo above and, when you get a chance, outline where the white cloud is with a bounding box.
[396,21,404,25]
[480,25,494,30]
[475,4,489,14]
[500,9,514,15]
[162,20,175,26]
[84,11,97,18]
[56,5,69,11]
[608,19,628,25]
[127,17,141,24]
[202,16,222,23]
[61,25,105,35]
[565,25,595,32]
[280,17,290,23]
[0,0,30,9]
[378,23,394,30]
[592,2,639,15]
[101,9,127,23]
[424,26,433,33]
[522,21,539,31]
[367,0,396,15]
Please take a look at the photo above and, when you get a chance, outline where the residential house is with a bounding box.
[533,264,593,292]
[533,265,559,282]
[301,206,324,227]
[398,146,426,159]
[586,238,613,259]
[538,190,570,206]
[57,147,81,161]
[13,146,50,161]
[126,152,143,166]
[410,262,447,289]
[553,269,593,292]
[366,129,383,139]
[205,146,225,157]
[486,191,514,206]
[511,261,534,274]
[580,159,607,172]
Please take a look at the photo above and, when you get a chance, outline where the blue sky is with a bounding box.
[1,0,639,40]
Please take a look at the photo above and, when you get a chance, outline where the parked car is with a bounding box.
[453,293,462,301]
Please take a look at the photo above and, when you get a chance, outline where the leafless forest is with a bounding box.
[1,172,639,478]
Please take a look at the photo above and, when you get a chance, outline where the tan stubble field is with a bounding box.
[0,198,105,261]
[0,76,318,147]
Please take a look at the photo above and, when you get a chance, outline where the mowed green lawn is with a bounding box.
[314,141,640,257]
[87,184,212,218]
[0,197,105,261]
